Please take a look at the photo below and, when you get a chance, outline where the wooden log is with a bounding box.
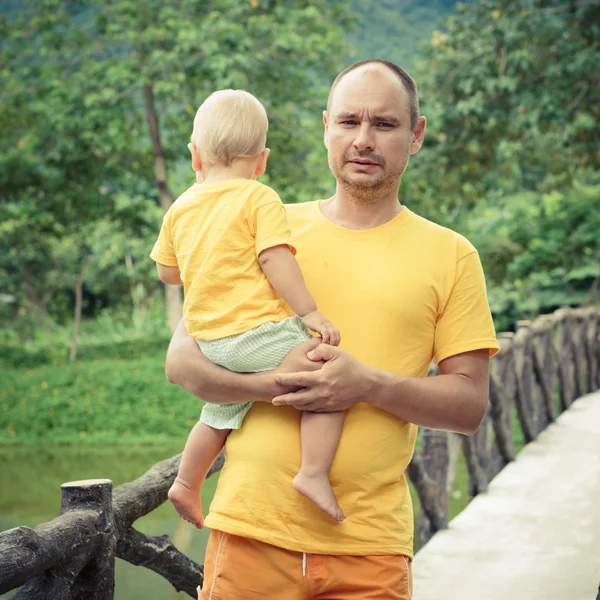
[410,430,449,548]
[473,406,491,475]
[570,311,586,397]
[61,479,115,600]
[595,309,600,389]
[512,326,537,443]
[117,528,203,598]
[519,320,547,436]
[487,337,518,478]
[555,312,576,410]
[531,335,556,426]
[13,550,90,600]
[494,336,518,429]
[0,511,100,594]
[445,433,463,499]
[407,452,447,538]
[462,434,488,497]
[582,307,600,392]
[113,452,224,531]
[583,307,599,392]
[488,373,517,463]
[534,316,557,383]
[594,310,600,389]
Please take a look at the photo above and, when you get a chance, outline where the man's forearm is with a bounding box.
[165,320,279,404]
[368,369,488,435]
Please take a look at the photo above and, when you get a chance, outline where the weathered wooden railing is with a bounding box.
[1,306,598,598]
[0,455,224,599]
[409,306,600,547]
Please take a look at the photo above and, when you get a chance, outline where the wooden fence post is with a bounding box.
[531,317,556,427]
[64,480,116,600]
[414,429,450,548]
[512,323,537,442]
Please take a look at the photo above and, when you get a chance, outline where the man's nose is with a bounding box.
[352,123,375,151]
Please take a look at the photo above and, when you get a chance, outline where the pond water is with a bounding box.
[0,444,218,600]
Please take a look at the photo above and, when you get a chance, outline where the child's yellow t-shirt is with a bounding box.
[150,179,293,341]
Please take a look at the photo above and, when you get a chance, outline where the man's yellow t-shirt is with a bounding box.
[150,179,293,341]
[204,200,500,557]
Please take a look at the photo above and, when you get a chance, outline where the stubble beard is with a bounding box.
[330,151,411,205]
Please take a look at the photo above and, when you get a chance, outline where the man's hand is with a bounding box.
[272,344,373,412]
[277,337,323,376]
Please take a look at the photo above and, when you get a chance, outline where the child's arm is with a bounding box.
[156,263,183,286]
[258,245,340,345]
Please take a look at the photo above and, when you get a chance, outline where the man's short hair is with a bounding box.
[191,90,268,167]
[327,59,420,127]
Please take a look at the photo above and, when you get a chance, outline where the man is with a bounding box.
[166,59,500,599]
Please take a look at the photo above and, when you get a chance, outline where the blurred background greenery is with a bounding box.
[0,0,598,597]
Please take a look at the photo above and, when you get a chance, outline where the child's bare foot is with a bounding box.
[293,471,345,522]
[168,477,204,528]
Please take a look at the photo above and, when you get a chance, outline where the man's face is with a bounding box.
[324,66,425,198]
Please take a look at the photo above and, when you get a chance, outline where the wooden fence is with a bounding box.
[0,306,598,599]
[408,306,600,547]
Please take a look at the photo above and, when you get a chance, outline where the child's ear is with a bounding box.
[255,148,270,178]
[188,143,203,173]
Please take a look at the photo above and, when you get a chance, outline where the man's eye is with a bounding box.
[341,120,357,125]
[378,122,393,128]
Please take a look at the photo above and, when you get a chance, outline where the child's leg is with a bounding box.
[168,421,230,529]
[293,410,346,522]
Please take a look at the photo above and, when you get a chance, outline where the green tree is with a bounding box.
[89,0,355,329]
[0,2,134,355]
[409,0,600,215]
[1,1,354,339]
[463,179,600,331]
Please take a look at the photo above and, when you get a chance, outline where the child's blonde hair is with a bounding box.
[191,90,268,167]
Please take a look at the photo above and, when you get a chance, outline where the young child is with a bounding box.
[150,90,346,527]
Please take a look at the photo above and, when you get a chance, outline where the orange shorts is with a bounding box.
[200,530,412,600]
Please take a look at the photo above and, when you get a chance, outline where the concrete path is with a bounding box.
[412,391,600,600]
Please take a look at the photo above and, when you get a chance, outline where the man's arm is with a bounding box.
[272,345,490,435]
[165,319,322,404]
[368,349,489,434]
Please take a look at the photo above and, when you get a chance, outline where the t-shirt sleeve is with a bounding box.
[150,207,178,267]
[252,191,296,257]
[434,250,500,364]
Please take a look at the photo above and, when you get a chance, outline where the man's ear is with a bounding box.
[188,142,203,172]
[323,110,329,149]
[410,116,427,155]
[255,148,270,178]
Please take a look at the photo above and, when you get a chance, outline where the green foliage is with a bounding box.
[462,179,600,330]
[0,353,202,443]
[0,1,148,338]
[410,0,600,213]
[83,0,355,203]
[2,0,599,351]
[0,302,172,368]
[0,0,355,340]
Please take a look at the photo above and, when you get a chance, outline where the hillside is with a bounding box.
[349,0,466,68]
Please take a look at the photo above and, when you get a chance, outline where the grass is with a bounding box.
[0,351,203,443]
